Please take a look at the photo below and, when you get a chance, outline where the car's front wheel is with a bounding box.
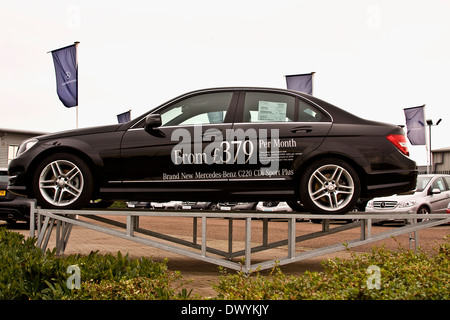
[416,205,430,222]
[299,158,361,214]
[32,153,94,209]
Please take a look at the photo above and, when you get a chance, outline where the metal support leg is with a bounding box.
[37,212,42,236]
[126,215,134,236]
[56,220,61,251]
[322,219,329,232]
[245,217,251,273]
[29,201,37,238]
[55,220,73,255]
[409,231,419,252]
[262,218,268,246]
[288,217,296,258]
[201,216,207,257]
[228,218,233,257]
[37,216,55,253]
[36,215,49,248]
[193,217,198,245]
[134,216,140,229]
[360,219,367,240]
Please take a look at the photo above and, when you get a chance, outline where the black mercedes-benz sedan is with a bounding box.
[8,87,417,214]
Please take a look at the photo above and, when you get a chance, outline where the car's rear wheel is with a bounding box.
[300,158,360,214]
[32,153,93,209]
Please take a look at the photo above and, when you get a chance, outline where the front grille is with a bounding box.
[373,201,397,209]
[263,202,279,207]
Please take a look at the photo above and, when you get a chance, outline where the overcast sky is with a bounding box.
[2,0,450,165]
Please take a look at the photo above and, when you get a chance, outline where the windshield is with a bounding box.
[416,176,432,192]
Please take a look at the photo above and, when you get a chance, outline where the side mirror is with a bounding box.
[431,188,442,195]
[144,114,162,131]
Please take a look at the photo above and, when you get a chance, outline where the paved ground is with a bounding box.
[3,215,450,297]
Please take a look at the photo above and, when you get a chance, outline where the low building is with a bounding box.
[0,128,46,168]
[431,147,450,174]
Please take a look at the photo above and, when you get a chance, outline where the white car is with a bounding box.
[366,174,450,223]
[150,201,183,210]
[256,201,293,212]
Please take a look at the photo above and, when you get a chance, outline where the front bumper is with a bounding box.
[0,198,33,222]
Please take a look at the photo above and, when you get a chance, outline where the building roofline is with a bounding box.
[432,147,450,153]
[0,127,48,136]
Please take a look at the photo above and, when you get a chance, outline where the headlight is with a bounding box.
[366,200,373,208]
[398,200,416,208]
[17,138,38,156]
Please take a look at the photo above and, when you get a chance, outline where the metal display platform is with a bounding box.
[29,202,450,273]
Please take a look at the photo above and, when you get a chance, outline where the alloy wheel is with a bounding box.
[38,159,85,207]
[307,164,355,212]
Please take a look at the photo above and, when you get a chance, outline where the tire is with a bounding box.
[32,153,94,209]
[299,158,361,214]
[207,202,218,210]
[287,201,307,212]
[416,206,430,222]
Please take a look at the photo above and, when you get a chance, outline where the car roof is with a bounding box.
[126,86,368,129]
[419,174,450,178]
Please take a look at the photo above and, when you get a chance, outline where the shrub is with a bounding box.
[2,226,448,300]
[214,236,450,300]
[0,228,192,300]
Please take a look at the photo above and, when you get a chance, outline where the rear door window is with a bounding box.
[243,92,295,123]
[242,91,330,123]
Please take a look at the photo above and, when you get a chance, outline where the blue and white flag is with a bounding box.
[404,106,426,145]
[286,73,314,95]
[117,110,131,123]
[51,44,78,108]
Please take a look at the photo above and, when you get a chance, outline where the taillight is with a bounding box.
[386,134,409,156]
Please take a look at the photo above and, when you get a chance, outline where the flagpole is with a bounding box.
[74,41,80,128]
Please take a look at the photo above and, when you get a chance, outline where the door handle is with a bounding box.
[291,126,313,133]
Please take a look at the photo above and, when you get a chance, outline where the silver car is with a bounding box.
[366,174,450,222]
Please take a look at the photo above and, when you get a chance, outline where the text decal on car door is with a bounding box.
[170,125,283,170]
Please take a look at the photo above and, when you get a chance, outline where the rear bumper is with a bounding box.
[363,149,418,198]
[366,172,417,198]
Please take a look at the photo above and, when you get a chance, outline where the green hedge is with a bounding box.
[1,228,448,300]
[0,228,191,299]
[214,237,450,300]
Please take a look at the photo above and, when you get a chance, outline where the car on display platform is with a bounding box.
[8,87,417,214]
[366,174,450,223]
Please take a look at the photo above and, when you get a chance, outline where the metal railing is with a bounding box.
[29,202,450,273]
